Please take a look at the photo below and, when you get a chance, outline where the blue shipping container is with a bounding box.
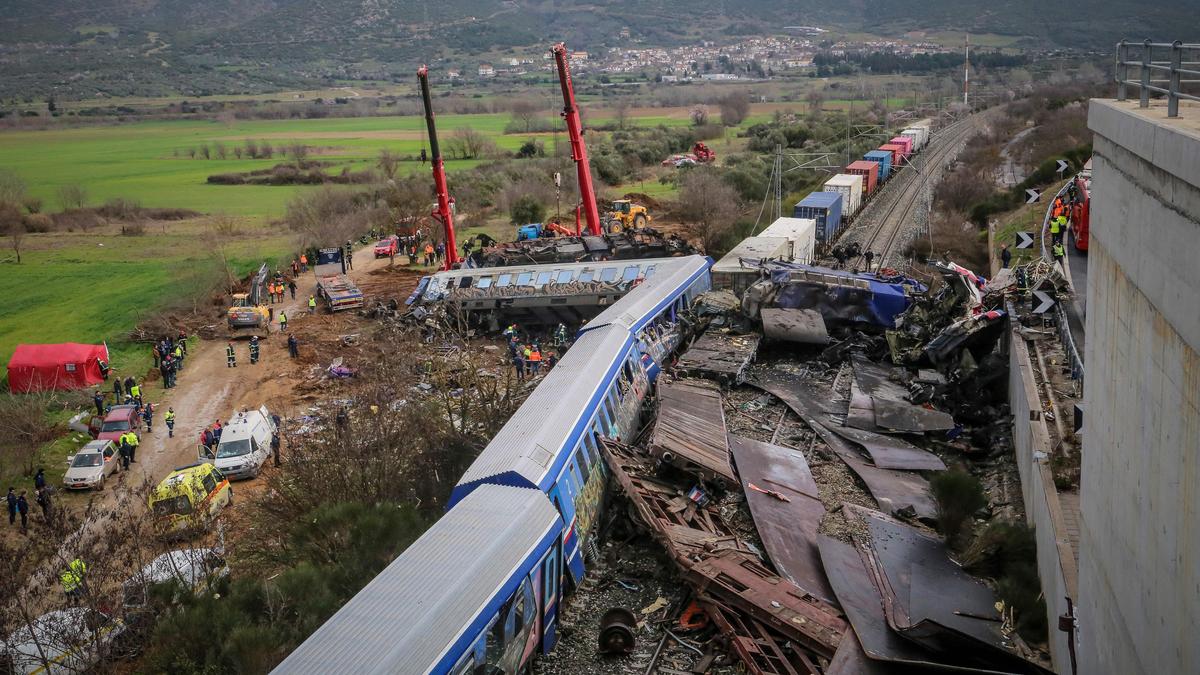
[793,192,844,243]
[864,150,892,181]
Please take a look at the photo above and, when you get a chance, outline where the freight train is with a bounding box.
[274,255,712,675]
[796,117,934,246]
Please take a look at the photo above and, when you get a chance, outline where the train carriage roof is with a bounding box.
[453,324,633,499]
[583,254,712,333]
[272,484,559,675]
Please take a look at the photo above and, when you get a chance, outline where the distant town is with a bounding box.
[452,32,956,82]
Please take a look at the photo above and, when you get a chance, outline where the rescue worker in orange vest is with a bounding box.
[529,346,543,375]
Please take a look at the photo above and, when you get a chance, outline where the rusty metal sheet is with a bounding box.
[650,379,736,487]
[850,353,955,433]
[761,308,829,345]
[848,506,1054,675]
[826,631,901,675]
[826,424,947,471]
[688,550,846,658]
[727,434,835,605]
[676,332,761,384]
[749,374,937,522]
[819,536,1012,674]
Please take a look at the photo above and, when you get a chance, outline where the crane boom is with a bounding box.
[551,43,603,237]
[417,65,461,269]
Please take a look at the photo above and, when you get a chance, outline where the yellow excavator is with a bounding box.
[226,263,270,338]
[602,199,651,234]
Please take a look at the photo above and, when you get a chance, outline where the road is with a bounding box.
[18,244,406,605]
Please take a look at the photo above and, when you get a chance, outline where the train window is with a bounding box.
[556,270,573,284]
[622,265,640,281]
[583,433,600,466]
[516,272,533,285]
[569,460,583,490]
[574,448,590,483]
[451,655,475,675]
[535,271,552,287]
[578,270,594,283]
[512,592,526,635]
[496,273,512,287]
[458,276,473,289]
[476,277,493,289]
[600,267,618,282]
[645,264,657,278]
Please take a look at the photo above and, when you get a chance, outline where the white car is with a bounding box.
[0,607,129,674]
[62,440,120,490]
[123,546,229,612]
[199,406,277,480]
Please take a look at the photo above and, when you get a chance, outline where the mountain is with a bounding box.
[0,0,1195,101]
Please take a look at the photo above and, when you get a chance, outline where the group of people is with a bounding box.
[1048,192,1074,265]
[503,323,561,382]
[266,277,297,304]
[199,419,225,453]
[151,332,188,389]
[290,255,309,276]
[6,468,52,534]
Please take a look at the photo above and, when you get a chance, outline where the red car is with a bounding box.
[374,236,399,258]
[96,404,141,442]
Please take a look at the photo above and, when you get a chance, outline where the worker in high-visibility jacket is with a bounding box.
[226,342,237,368]
[1052,241,1065,265]
[62,558,87,602]
[165,408,176,438]
[308,295,317,314]
[1049,215,1063,245]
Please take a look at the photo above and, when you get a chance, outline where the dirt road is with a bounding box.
[19,245,418,602]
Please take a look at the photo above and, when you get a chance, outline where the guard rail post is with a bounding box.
[1169,40,1183,118]
[1140,39,1152,108]
[1116,40,1129,101]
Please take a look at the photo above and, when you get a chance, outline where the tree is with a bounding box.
[57,184,87,211]
[718,92,750,126]
[806,89,825,116]
[510,101,540,134]
[510,194,545,225]
[690,106,709,126]
[0,168,26,205]
[448,127,495,160]
[377,149,400,180]
[613,99,631,129]
[677,170,741,253]
[0,200,23,263]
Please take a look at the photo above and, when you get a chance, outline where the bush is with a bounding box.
[963,521,1046,642]
[21,213,53,232]
[930,467,987,548]
[510,194,545,225]
[97,198,142,220]
[120,222,146,236]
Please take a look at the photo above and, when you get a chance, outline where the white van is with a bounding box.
[199,406,277,480]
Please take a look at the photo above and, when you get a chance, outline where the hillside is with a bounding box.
[0,0,1195,100]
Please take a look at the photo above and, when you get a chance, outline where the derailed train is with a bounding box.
[274,255,712,675]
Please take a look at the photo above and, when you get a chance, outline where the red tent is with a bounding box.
[7,343,110,393]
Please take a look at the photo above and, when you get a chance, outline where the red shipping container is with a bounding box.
[880,143,905,166]
[845,160,879,195]
[889,136,913,158]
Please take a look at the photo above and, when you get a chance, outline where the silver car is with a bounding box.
[63,440,120,490]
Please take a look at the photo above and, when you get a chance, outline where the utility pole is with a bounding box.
[963,33,970,107]
[774,144,783,222]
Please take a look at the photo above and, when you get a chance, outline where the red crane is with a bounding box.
[551,43,603,237]
[417,65,460,270]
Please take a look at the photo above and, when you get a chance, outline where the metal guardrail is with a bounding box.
[1115,40,1200,118]
[1040,181,1086,385]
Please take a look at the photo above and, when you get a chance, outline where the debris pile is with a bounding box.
[475,228,695,267]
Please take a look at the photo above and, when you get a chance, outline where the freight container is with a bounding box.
[845,160,879,195]
[823,174,864,219]
[901,129,924,152]
[758,217,817,264]
[889,136,913,160]
[864,150,893,181]
[880,143,905,167]
[792,192,843,244]
[712,236,791,295]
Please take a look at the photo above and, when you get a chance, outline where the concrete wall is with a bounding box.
[1007,323,1079,672]
[1079,100,1200,674]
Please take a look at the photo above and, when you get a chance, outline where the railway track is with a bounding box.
[851,114,985,266]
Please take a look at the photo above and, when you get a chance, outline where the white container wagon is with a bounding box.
[823,174,864,220]
[901,128,926,152]
[758,217,817,265]
[712,236,791,296]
